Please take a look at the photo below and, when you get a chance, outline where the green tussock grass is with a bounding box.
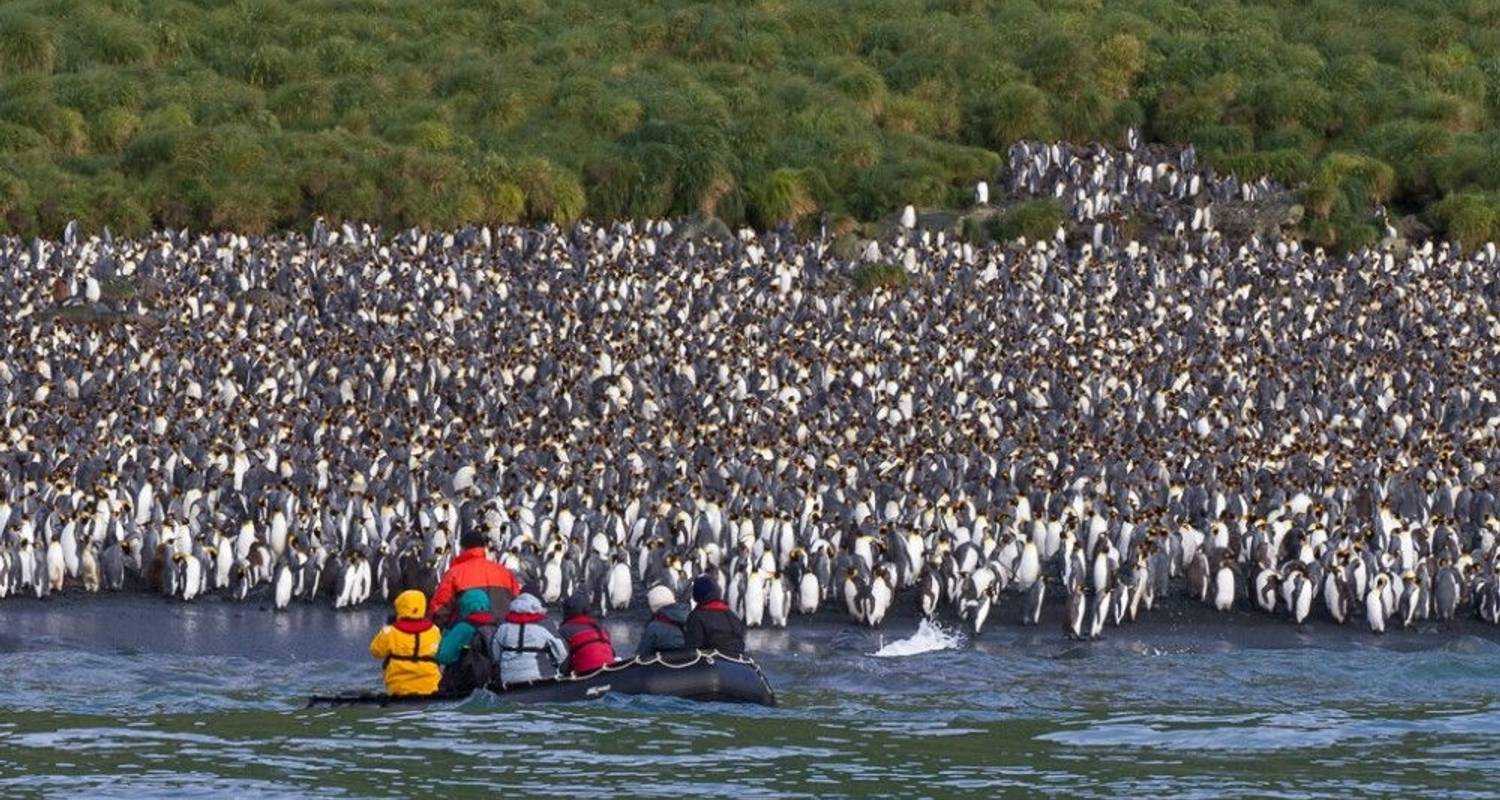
[852,262,911,292]
[1428,192,1500,250]
[0,10,57,74]
[0,0,1497,247]
[992,199,1065,243]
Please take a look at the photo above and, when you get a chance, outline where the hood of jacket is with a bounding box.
[509,592,545,615]
[393,589,428,620]
[457,587,492,617]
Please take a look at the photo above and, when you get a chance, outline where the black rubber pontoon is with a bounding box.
[306,651,776,709]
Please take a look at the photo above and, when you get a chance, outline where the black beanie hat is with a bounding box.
[692,575,720,604]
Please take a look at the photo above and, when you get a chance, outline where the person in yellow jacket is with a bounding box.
[368,589,441,695]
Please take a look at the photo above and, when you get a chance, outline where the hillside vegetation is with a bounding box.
[2,0,1500,245]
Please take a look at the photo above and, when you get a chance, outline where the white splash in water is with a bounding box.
[869,619,965,658]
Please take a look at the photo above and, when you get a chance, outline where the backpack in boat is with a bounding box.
[439,624,497,694]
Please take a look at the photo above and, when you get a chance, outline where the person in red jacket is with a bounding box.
[558,592,616,675]
[431,528,520,627]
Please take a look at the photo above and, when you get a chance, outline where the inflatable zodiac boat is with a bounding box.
[306,651,776,709]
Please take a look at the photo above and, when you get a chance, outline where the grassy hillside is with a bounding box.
[2,0,1500,246]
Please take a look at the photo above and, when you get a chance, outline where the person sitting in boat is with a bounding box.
[559,592,616,675]
[435,588,499,693]
[490,592,568,686]
[368,589,440,696]
[430,526,520,627]
[635,584,689,658]
[684,576,747,656]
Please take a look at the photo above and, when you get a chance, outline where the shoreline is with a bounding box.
[3,593,1497,664]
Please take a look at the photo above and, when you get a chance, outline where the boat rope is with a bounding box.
[557,649,758,677]
[488,649,771,692]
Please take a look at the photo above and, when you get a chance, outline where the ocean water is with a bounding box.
[1,597,1497,798]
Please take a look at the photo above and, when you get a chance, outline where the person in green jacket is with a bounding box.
[636,584,689,657]
[435,589,498,694]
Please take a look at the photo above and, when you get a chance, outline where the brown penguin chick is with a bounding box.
[145,543,171,593]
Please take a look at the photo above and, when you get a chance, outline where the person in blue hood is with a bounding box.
[490,592,568,686]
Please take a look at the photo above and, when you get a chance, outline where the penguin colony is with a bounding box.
[1,133,1499,642]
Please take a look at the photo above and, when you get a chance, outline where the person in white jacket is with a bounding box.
[489,593,568,686]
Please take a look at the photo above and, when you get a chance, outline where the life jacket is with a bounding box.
[495,611,557,684]
[563,615,614,674]
[383,618,438,670]
[439,612,497,694]
[499,611,552,655]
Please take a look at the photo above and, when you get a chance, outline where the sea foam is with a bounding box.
[869,619,965,658]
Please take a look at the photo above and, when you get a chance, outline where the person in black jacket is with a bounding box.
[683,576,746,656]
